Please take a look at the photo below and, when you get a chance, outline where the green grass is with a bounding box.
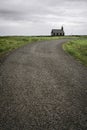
[63,38,87,66]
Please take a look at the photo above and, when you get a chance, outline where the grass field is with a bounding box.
[63,38,87,66]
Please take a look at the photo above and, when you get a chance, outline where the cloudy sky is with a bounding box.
[0,0,87,36]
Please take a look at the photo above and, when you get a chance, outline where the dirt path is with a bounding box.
[0,39,87,130]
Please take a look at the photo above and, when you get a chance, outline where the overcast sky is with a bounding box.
[0,0,87,36]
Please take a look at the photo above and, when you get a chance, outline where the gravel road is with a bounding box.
[0,39,87,130]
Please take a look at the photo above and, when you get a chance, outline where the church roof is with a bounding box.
[51,29,64,33]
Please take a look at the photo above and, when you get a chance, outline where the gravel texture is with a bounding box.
[0,39,87,130]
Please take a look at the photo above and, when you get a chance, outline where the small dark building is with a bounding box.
[51,26,65,36]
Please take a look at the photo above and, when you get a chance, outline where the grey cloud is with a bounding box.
[0,0,87,35]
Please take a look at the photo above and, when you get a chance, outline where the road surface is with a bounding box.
[0,39,87,130]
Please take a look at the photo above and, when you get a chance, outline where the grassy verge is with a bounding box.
[63,38,87,66]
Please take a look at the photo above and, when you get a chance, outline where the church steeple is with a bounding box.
[61,26,63,31]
